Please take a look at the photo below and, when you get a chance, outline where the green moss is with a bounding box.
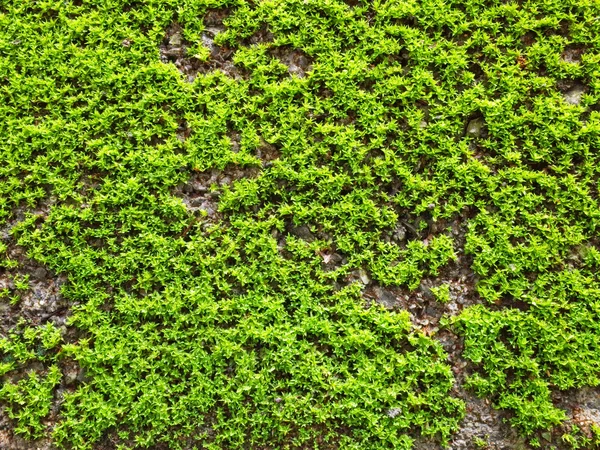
[1,0,600,448]
[0,366,62,439]
[431,284,451,304]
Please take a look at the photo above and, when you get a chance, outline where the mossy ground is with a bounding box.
[1,0,600,448]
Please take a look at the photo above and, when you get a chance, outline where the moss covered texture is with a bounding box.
[1,0,600,448]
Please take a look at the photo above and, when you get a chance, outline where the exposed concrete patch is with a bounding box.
[175,170,222,220]
[466,117,487,139]
[227,130,241,153]
[364,218,480,327]
[0,257,68,331]
[439,329,530,450]
[557,80,587,105]
[176,120,192,143]
[270,46,313,78]
[564,85,586,105]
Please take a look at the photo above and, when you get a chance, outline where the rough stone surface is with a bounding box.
[558,80,587,106]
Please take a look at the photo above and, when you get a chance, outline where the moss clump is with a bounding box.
[431,284,451,304]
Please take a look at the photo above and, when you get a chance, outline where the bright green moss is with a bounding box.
[1,0,600,448]
[0,366,62,439]
[431,284,451,304]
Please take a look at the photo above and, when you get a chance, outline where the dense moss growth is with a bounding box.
[1,0,600,448]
